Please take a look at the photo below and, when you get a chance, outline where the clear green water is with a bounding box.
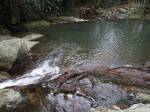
[32,20,150,66]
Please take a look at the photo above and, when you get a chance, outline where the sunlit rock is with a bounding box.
[136,89,150,103]
[124,103,150,112]
[22,34,43,41]
[0,34,42,69]
[0,89,23,108]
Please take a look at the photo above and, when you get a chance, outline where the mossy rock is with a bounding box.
[0,89,23,108]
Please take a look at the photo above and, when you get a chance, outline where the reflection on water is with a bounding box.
[33,20,150,66]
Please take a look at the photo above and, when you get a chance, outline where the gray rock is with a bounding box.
[22,34,43,41]
[44,93,92,112]
[95,103,150,112]
[118,8,127,13]
[124,103,150,112]
[0,89,23,108]
[58,78,128,108]
[95,107,121,112]
[118,14,128,19]
[136,91,150,103]
[92,83,127,107]
[78,79,127,107]
[0,35,15,41]
[0,34,43,69]
[0,71,10,81]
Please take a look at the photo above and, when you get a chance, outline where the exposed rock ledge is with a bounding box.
[0,34,43,69]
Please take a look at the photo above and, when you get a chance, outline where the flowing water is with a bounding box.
[0,20,150,111]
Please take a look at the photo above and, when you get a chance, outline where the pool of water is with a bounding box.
[32,20,150,66]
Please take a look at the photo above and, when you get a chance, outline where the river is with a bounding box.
[0,20,150,112]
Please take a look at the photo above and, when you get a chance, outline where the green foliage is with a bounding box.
[20,0,63,22]
[1,0,150,24]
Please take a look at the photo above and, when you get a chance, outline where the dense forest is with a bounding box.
[0,0,150,25]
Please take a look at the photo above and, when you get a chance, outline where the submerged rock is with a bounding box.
[0,89,23,108]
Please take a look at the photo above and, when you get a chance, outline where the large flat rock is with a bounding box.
[0,34,43,69]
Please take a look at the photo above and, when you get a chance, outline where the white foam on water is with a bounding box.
[0,60,60,89]
[67,94,73,98]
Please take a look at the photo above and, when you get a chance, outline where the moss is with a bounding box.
[127,10,142,19]
[23,20,52,30]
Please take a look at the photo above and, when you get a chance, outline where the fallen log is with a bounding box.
[53,61,150,88]
[105,67,150,88]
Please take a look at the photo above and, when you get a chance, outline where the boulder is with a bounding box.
[44,93,92,112]
[0,89,23,108]
[78,79,127,107]
[0,34,43,69]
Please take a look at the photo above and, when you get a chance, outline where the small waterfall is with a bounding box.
[0,60,60,89]
[0,50,64,89]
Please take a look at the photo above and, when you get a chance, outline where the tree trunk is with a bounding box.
[53,62,150,88]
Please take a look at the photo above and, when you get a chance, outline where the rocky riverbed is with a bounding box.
[0,20,150,112]
[0,50,149,112]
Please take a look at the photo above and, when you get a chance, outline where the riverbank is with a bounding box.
[0,2,150,34]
